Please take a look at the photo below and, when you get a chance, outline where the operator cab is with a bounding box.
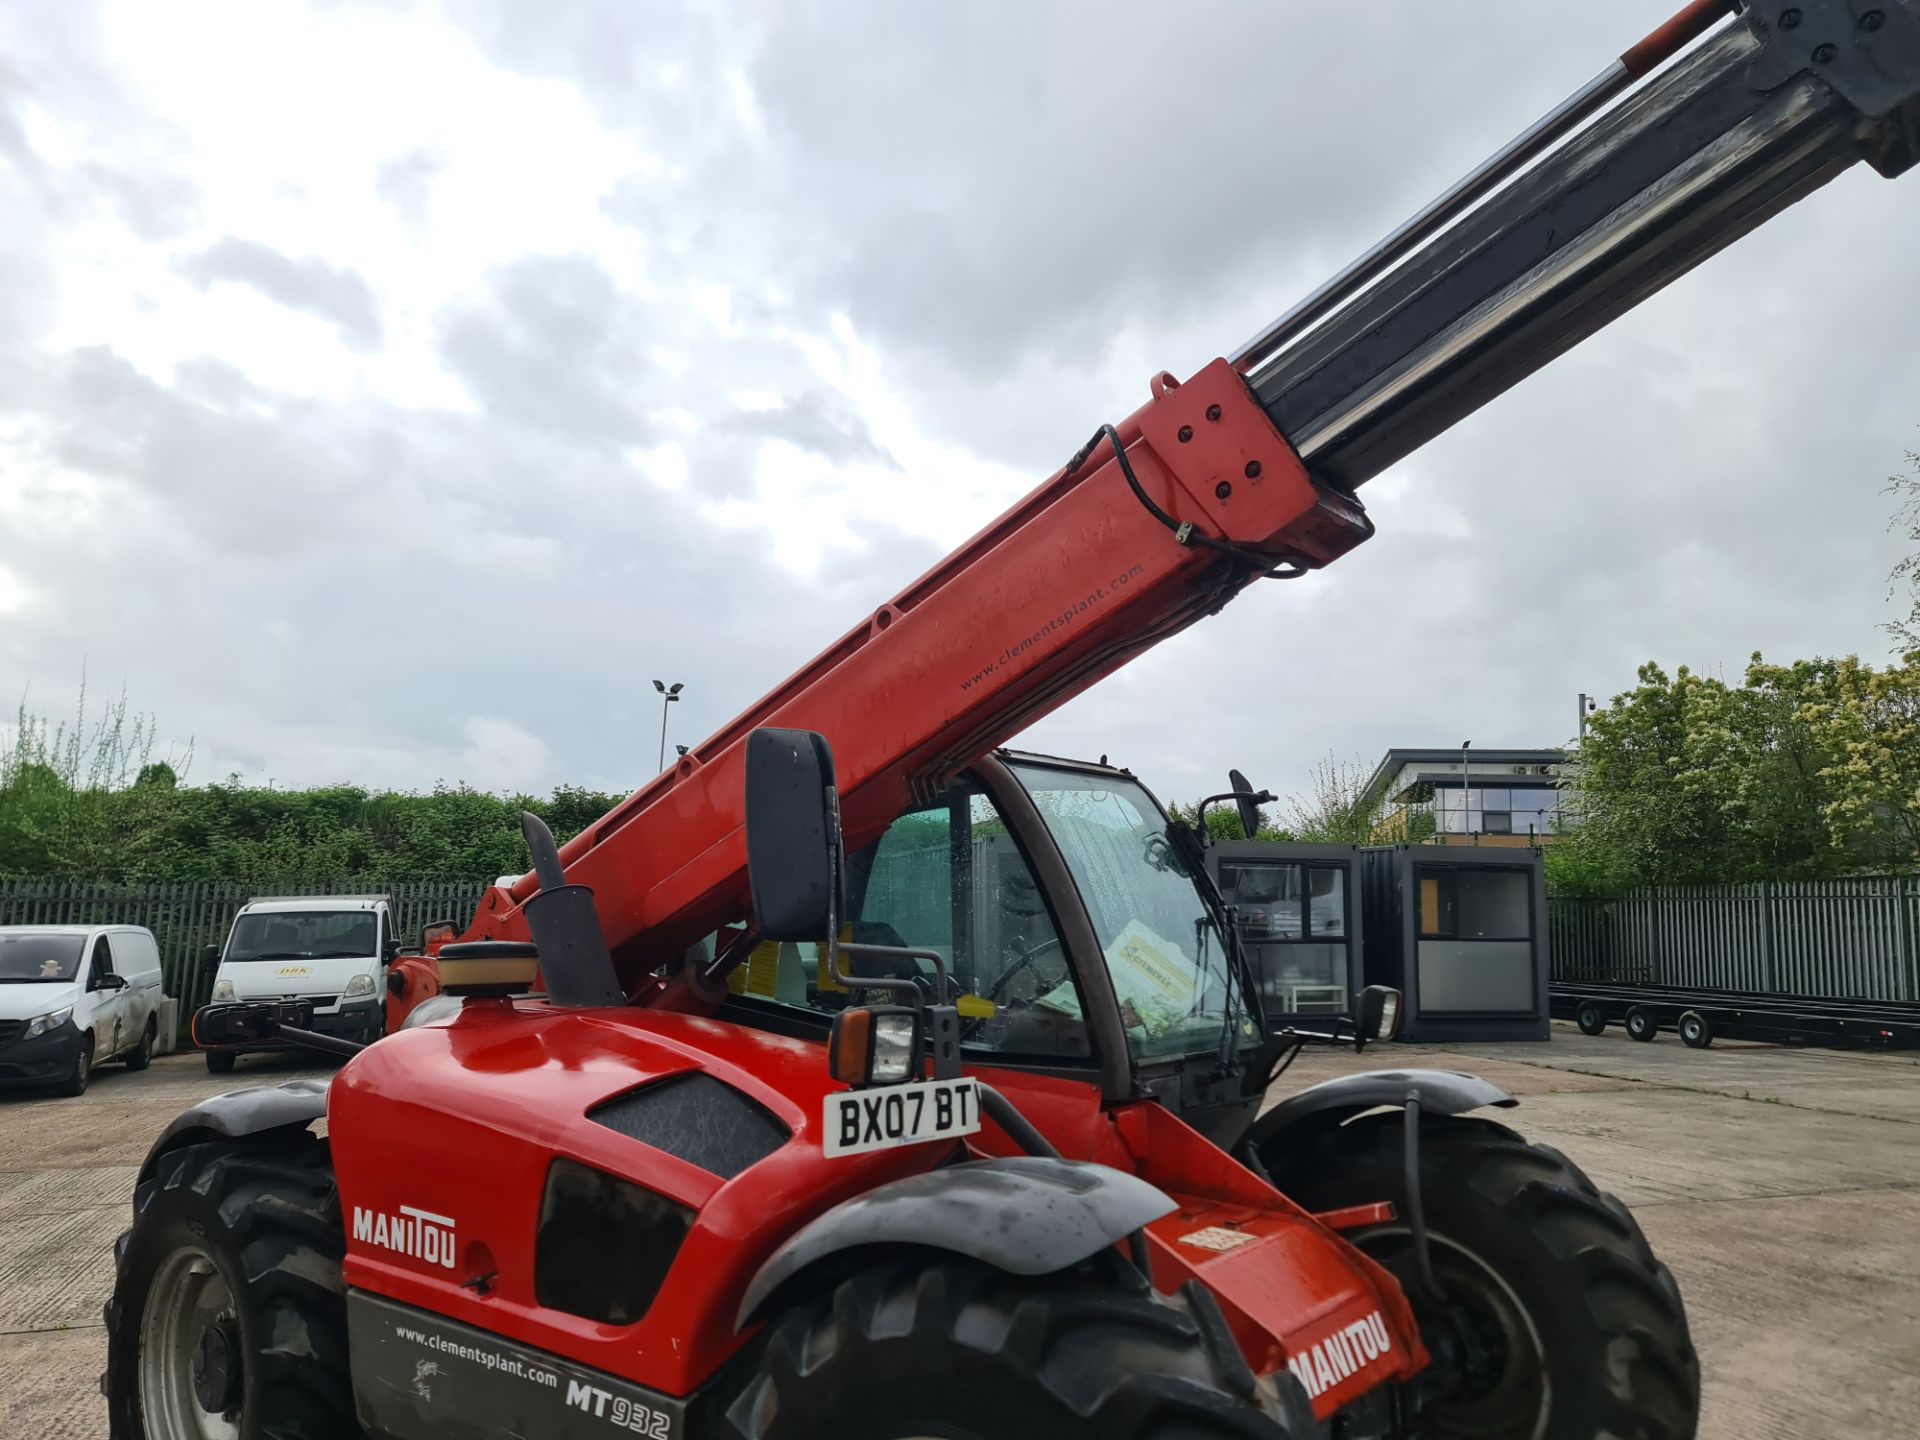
[716,746,1272,1142]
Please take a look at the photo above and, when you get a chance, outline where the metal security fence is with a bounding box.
[0,878,492,1016]
[1550,877,1920,1002]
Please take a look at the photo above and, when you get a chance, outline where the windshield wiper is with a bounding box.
[305,950,374,960]
[0,976,71,983]
[234,950,308,961]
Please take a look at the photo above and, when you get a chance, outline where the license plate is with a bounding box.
[822,1077,981,1158]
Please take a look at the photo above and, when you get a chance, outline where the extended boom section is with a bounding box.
[461,0,1920,988]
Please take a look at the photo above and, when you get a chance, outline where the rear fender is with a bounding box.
[1244,1069,1516,1160]
[735,1155,1174,1328]
[135,1079,330,1184]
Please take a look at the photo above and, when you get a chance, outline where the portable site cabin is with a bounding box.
[1209,842,1363,1024]
[1208,840,1550,1042]
[1358,845,1549,1042]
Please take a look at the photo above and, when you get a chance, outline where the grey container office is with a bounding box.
[1359,845,1549,1042]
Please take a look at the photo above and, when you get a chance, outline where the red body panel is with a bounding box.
[450,361,1366,977]
[332,1001,942,1396]
[333,1002,1423,1416]
[978,1067,1425,1420]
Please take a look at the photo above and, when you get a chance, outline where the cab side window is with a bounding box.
[90,935,117,988]
[722,784,1092,1062]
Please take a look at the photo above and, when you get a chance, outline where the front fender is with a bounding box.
[135,1079,330,1184]
[736,1155,1174,1329]
[1245,1068,1516,1158]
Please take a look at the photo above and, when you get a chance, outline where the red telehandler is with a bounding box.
[111,4,1920,1437]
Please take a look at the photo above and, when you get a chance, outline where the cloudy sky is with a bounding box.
[4,0,1917,811]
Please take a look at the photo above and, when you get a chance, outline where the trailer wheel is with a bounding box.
[1575,1002,1607,1036]
[1678,1011,1713,1049]
[103,1134,356,1440]
[205,1049,237,1074]
[1625,1007,1658,1042]
[721,1250,1306,1439]
[1262,1114,1697,1440]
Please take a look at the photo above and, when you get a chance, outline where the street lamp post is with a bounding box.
[653,680,683,771]
[1460,739,1472,843]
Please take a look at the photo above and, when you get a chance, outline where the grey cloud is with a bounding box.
[6,0,1920,820]
[715,391,896,468]
[376,148,444,225]
[438,254,658,451]
[177,238,384,350]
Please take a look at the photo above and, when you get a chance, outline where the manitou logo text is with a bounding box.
[1286,1311,1392,1399]
[352,1204,457,1270]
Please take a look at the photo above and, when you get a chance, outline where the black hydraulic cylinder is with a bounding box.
[1245,1,1920,492]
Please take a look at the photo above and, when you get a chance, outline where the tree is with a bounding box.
[1280,752,1392,845]
[1798,651,1920,869]
[1553,652,1920,891]
[1887,445,1920,648]
[1164,798,1290,843]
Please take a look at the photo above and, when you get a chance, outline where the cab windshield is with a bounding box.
[226,911,377,962]
[0,934,85,982]
[1007,762,1259,1062]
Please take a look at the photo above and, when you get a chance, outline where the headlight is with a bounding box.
[869,1011,918,1083]
[211,979,236,1001]
[827,1005,923,1086]
[23,1006,73,1039]
[342,974,375,998]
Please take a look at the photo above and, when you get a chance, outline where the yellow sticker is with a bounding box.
[956,994,997,1020]
[725,958,747,995]
[817,928,852,993]
[745,941,781,998]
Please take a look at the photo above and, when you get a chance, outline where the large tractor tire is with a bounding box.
[104,1133,358,1440]
[1263,1114,1697,1440]
[722,1250,1308,1439]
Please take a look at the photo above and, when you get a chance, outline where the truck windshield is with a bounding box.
[227,911,377,962]
[0,934,85,982]
[1008,763,1258,1062]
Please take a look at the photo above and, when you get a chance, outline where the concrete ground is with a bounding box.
[2,1027,1914,1438]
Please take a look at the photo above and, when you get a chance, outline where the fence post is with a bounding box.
[1760,880,1777,993]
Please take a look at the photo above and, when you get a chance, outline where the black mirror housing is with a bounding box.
[1228,767,1264,841]
[1355,985,1404,1043]
[745,728,843,942]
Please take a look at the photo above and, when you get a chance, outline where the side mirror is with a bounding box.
[1355,985,1404,1044]
[384,938,402,962]
[202,943,220,967]
[1228,767,1271,842]
[745,727,843,942]
[94,973,128,991]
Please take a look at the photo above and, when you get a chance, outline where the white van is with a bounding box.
[204,895,396,1072]
[0,924,167,1095]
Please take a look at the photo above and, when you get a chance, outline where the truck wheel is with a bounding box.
[1678,1011,1713,1050]
[124,1020,156,1071]
[722,1250,1305,1439]
[1575,1002,1606,1036]
[103,1134,356,1440]
[1624,1007,1658,1042]
[58,1038,92,1096]
[206,1049,237,1074]
[1263,1115,1697,1440]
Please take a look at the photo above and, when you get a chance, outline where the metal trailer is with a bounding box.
[1550,981,1920,1051]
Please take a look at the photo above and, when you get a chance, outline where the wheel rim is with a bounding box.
[75,1049,90,1085]
[140,1246,243,1440]
[1356,1228,1549,1440]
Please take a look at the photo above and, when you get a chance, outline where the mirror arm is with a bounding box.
[838,942,949,1005]
[700,926,764,988]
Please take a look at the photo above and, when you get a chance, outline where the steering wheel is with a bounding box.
[986,936,1069,1008]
